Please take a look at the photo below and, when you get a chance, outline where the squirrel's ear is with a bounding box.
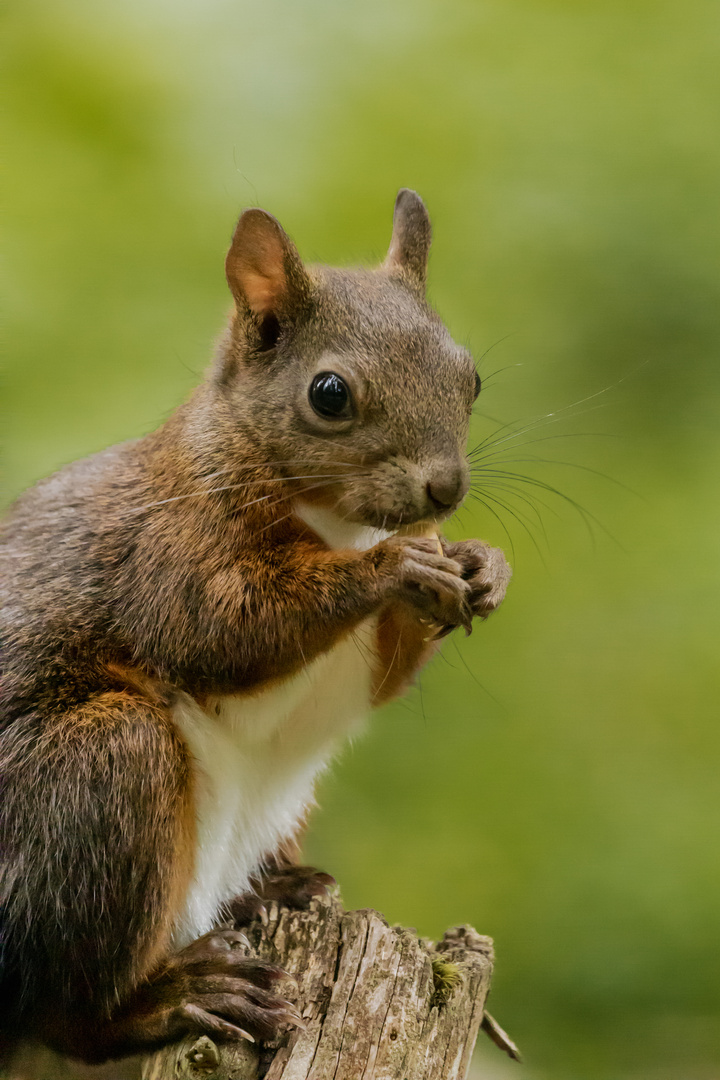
[383,188,432,296]
[225,209,310,321]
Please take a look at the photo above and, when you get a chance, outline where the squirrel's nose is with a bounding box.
[426,466,468,512]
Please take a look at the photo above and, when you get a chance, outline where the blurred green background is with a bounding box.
[4,0,720,1077]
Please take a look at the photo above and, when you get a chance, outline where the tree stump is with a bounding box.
[142,896,496,1080]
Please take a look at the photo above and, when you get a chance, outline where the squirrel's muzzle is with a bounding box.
[425,462,469,514]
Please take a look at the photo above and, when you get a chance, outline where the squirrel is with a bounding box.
[0,189,511,1066]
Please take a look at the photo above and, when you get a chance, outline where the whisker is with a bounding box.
[224,478,349,525]
[464,492,516,563]
[476,361,523,387]
[467,489,546,564]
[471,481,546,532]
[255,479,348,534]
[469,402,610,459]
[472,409,510,425]
[128,473,371,515]
[491,431,617,449]
[472,478,560,524]
[131,488,276,515]
[416,670,427,725]
[467,366,644,458]
[475,469,624,549]
[469,357,649,460]
[225,489,300,524]
[197,459,367,479]
[450,635,504,708]
[372,630,403,702]
[225,472,369,487]
[474,332,517,373]
[467,430,617,470]
[472,456,641,497]
[472,479,554,537]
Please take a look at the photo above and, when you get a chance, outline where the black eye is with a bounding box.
[473,371,482,399]
[309,372,353,419]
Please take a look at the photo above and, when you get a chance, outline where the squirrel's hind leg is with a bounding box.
[0,691,305,1063]
[0,691,195,1060]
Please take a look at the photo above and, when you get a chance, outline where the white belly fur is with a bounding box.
[171,504,392,946]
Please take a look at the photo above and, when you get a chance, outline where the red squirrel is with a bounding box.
[0,190,511,1065]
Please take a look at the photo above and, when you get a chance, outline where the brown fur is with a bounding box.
[373,603,439,705]
[0,190,511,1063]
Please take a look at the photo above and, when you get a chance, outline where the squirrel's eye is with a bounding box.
[309,372,353,420]
[473,371,482,399]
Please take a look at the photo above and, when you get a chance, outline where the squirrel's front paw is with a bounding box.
[442,539,512,618]
[380,537,472,632]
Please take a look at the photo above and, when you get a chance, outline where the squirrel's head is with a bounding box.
[216,190,480,530]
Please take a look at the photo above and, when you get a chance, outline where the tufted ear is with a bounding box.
[225,209,311,327]
[383,188,432,296]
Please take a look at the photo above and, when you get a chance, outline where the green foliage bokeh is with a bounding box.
[4,1,720,1076]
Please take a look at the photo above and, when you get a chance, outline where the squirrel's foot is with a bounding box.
[442,539,512,618]
[257,864,336,909]
[229,866,336,927]
[87,929,302,1057]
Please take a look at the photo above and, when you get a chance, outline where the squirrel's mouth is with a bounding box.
[344,503,455,532]
[287,473,463,531]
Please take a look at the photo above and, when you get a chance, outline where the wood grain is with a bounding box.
[141,896,494,1080]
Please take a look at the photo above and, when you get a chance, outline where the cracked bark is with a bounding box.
[141,896,495,1080]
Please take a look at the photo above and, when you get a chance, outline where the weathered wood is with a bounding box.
[141,896,495,1080]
